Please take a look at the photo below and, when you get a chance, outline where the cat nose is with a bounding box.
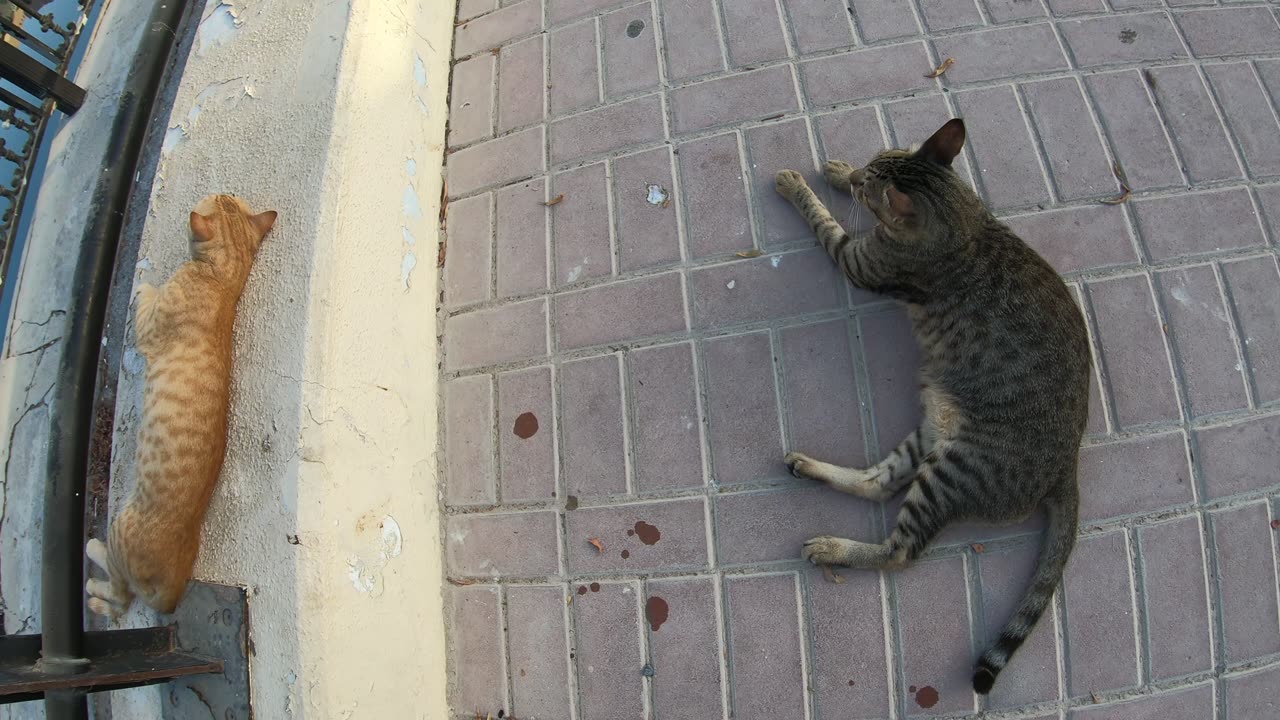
[848,168,866,188]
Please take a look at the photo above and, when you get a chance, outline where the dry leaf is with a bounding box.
[736,249,764,258]
[762,113,785,121]
[448,577,480,586]
[1101,161,1131,205]
[544,193,565,206]
[821,565,847,584]
[588,537,605,554]
[924,57,955,79]
[489,47,501,56]
[1091,692,1101,704]
[971,543,985,554]
[1271,519,1280,530]
[661,197,671,209]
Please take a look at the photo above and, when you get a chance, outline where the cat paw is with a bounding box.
[823,160,856,191]
[775,169,808,200]
[784,451,816,480]
[802,536,855,566]
[87,596,121,620]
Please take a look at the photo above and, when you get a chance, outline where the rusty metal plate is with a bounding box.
[162,581,251,720]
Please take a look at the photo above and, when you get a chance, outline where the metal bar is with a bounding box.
[0,86,40,118]
[0,41,83,112]
[0,13,63,63]
[7,0,70,42]
[38,0,190,716]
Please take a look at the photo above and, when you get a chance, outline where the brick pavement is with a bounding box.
[439,1,1280,717]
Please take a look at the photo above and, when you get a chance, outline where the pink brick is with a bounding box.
[952,85,1051,210]
[458,0,497,22]
[690,248,844,330]
[1086,275,1180,429]
[1195,414,1280,499]
[601,4,660,99]
[677,132,754,258]
[1204,62,1280,178]
[549,0,620,26]
[1046,0,1104,14]
[498,36,545,133]
[550,94,666,163]
[1007,205,1138,275]
[848,0,918,43]
[671,65,799,134]
[549,20,600,117]
[801,41,933,107]
[786,0,855,54]
[446,511,560,577]
[1063,530,1139,695]
[495,178,548,298]
[447,586,506,713]
[613,147,681,271]
[448,126,545,197]
[554,272,687,350]
[572,582,645,719]
[1146,64,1242,184]
[1085,71,1182,191]
[1221,256,1280,403]
[933,24,1068,84]
[744,119,820,248]
[628,343,705,492]
[449,54,495,148]
[444,298,548,371]
[978,544,1060,709]
[1178,7,1280,57]
[507,586,572,718]
[1210,502,1280,663]
[647,578,725,717]
[1021,77,1114,202]
[565,498,708,573]
[657,0,724,81]
[1155,265,1248,417]
[454,0,542,58]
[860,307,923,457]
[895,555,974,715]
[1069,684,1214,720]
[1131,188,1265,261]
[702,332,785,485]
[1136,517,1213,681]
[781,320,866,468]
[1077,431,1192,521]
[445,375,496,506]
[1224,666,1280,720]
[721,0,789,67]
[1059,12,1186,68]
[715,486,881,564]
[551,161,612,286]
[984,0,1046,23]
[444,193,493,307]
[806,569,891,719]
[560,355,627,498]
[725,575,806,720]
[918,0,983,31]
[497,367,555,502]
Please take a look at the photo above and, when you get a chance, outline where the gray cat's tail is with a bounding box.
[972,487,1078,694]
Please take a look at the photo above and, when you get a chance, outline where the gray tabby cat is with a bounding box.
[774,119,1090,694]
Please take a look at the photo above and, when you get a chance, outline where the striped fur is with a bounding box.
[775,120,1090,694]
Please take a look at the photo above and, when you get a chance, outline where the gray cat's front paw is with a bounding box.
[823,160,855,191]
[802,536,855,566]
[775,169,809,201]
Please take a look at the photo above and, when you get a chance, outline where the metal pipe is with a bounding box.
[39,0,189,717]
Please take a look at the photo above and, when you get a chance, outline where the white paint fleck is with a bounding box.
[415,96,429,115]
[413,53,428,87]
[405,159,417,177]
[1170,286,1191,306]
[567,265,583,283]
[402,184,422,218]
[196,3,241,56]
[381,516,403,558]
[726,279,736,289]
[770,255,782,268]
[162,126,187,154]
[401,252,418,291]
[646,184,668,205]
[122,348,145,376]
[135,257,153,271]
[347,556,377,593]
[285,671,297,685]
[401,226,416,246]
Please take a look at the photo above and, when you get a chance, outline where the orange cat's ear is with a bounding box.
[190,212,214,242]
[915,118,965,167]
[886,185,915,221]
[251,211,278,237]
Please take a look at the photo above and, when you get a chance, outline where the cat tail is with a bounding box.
[972,485,1078,694]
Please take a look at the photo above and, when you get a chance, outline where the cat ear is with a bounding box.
[915,118,965,167]
[886,185,915,221]
[189,212,214,242]
[251,210,278,237]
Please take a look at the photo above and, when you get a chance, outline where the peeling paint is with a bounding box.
[413,53,427,87]
[400,252,417,291]
[402,184,422,218]
[645,184,668,205]
[196,2,243,56]
[381,516,403,558]
[405,158,416,177]
[771,255,782,268]
[122,348,145,376]
[162,78,251,155]
[401,226,416,246]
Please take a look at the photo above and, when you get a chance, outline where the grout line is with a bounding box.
[1127,526,1153,687]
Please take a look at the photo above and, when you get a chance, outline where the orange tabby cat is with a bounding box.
[85,195,276,617]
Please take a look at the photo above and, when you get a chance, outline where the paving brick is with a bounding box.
[1059,12,1187,68]
[1046,0,1105,15]
[1258,58,1280,111]
[984,0,1047,23]
[550,94,666,163]
[977,544,1060,709]
[1107,0,1160,8]
[445,376,496,506]
[1131,188,1265,261]
[1204,62,1280,178]
[742,123,823,250]
[1086,275,1180,429]
[725,574,806,720]
[689,248,845,330]
[1077,431,1192,522]
[1224,666,1280,720]
[560,355,628,498]
[1146,64,1243,184]
[1062,530,1139,695]
[572,582,646,719]
[814,105,889,227]
[806,569,891,719]
[1195,414,1280,499]
[446,511,561,577]
[566,498,708,573]
[1221,256,1280,404]
[613,147,681,271]
[554,272,687,350]
[716,485,880,564]
[495,178,548,297]
[801,41,933,107]
[952,85,1052,210]
[895,555,973,716]
[1085,70,1182,191]
[1006,205,1137,275]
[628,343,705,492]
[1136,517,1213,681]
[1068,683,1215,719]
[721,0,789,67]
[848,0,919,43]
[1209,502,1280,663]
[448,126,545,197]
[677,132,754,258]
[1155,265,1248,417]
[883,94,976,188]
[549,0,622,27]
[447,586,506,713]
[601,4,660,99]
[444,193,493,307]
[657,0,724,81]
[785,0,856,54]
[498,36,545,133]
[455,0,542,58]
[458,0,497,23]
[1021,77,1114,202]
[506,586,573,718]
[934,24,1068,85]
[551,161,612,286]
[497,366,555,502]
[919,0,984,31]
[549,20,600,117]
[1260,183,1280,240]
[449,54,495,148]
[702,332,785,485]
[860,307,923,457]
[1177,7,1280,57]
[671,65,799,134]
[445,298,548,371]
[781,320,866,467]
[646,578,725,717]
